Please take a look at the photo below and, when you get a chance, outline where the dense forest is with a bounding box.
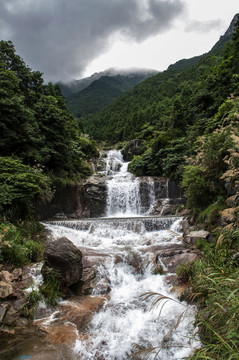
[1,14,239,360]
[0,40,98,276]
[0,40,99,221]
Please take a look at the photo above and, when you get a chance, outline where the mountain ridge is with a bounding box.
[59,67,158,98]
[61,69,158,117]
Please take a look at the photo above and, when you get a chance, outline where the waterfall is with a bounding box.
[105,150,142,217]
[16,149,200,360]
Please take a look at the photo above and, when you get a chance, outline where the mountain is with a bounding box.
[78,14,239,149]
[59,68,158,97]
[59,68,158,117]
[59,68,121,98]
[65,71,158,117]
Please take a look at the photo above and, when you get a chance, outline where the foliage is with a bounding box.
[181,165,209,210]
[25,289,43,316]
[181,122,237,213]
[0,40,98,181]
[0,40,100,221]
[198,199,226,227]
[189,253,239,359]
[176,261,196,283]
[65,73,155,118]
[39,268,63,306]
[0,221,45,266]
[0,156,52,220]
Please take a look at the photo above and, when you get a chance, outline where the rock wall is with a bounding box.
[37,176,107,220]
[37,184,80,220]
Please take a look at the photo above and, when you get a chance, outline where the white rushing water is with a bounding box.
[105,150,142,217]
[44,150,200,359]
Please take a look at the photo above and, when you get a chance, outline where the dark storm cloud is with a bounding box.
[0,0,185,82]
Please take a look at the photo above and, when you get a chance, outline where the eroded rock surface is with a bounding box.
[0,268,32,327]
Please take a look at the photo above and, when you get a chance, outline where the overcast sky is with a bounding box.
[0,0,238,82]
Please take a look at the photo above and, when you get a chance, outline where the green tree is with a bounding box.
[0,157,51,220]
[0,64,40,163]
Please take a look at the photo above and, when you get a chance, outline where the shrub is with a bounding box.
[40,268,63,306]
[0,221,45,266]
[0,156,52,220]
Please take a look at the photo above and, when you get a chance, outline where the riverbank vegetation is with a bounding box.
[188,241,239,359]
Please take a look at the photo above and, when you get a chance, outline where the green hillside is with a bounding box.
[64,71,157,117]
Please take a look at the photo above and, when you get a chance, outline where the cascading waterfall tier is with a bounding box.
[105,150,142,217]
[43,216,200,360]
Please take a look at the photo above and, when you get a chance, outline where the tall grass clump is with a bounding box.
[39,268,63,306]
[188,229,239,360]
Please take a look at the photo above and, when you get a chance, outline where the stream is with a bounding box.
[2,150,200,360]
[41,150,200,359]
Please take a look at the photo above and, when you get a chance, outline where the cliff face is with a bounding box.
[37,177,107,220]
[37,175,182,220]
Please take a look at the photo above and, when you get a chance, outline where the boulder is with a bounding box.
[78,176,107,218]
[42,237,83,287]
[0,270,14,283]
[156,248,199,273]
[184,230,210,245]
[2,306,19,325]
[0,281,13,299]
[12,268,23,281]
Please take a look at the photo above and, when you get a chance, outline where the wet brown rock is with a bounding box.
[35,295,109,335]
[165,274,179,286]
[77,251,112,295]
[60,296,109,330]
[41,323,78,345]
[156,247,200,274]
[42,237,83,287]
[12,296,28,312]
[3,306,19,324]
[18,272,32,289]
[15,318,29,327]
